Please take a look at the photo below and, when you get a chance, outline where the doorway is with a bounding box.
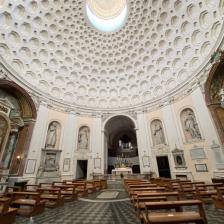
[156,156,171,178]
[76,160,88,179]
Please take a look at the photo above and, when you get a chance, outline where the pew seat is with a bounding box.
[38,188,64,208]
[0,197,17,224]
[11,192,45,216]
[143,200,207,224]
[212,187,224,208]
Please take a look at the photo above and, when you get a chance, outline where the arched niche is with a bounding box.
[150,119,166,146]
[45,121,61,149]
[0,79,36,176]
[180,108,202,143]
[104,115,139,174]
[77,126,90,150]
[0,113,10,162]
[205,53,224,144]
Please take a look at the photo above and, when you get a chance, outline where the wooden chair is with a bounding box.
[212,186,224,208]
[143,200,207,224]
[0,197,17,224]
[11,192,45,216]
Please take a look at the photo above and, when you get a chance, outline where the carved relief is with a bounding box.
[45,121,61,149]
[78,126,90,150]
[151,119,166,146]
[181,108,202,143]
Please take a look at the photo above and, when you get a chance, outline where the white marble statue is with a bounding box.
[151,120,165,145]
[45,122,58,148]
[219,88,224,106]
[78,127,89,149]
[184,110,201,140]
[0,118,7,148]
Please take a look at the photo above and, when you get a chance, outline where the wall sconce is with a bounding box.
[16,155,22,162]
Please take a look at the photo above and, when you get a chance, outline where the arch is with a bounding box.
[104,115,139,174]
[103,114,137,130]
[204,53,224,144]
[0,79,37,176]
[0,79,37,119]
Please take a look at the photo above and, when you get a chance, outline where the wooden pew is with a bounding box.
[38,187,64,208]
[86,180,96,193]
[24,184,39,192]
[143,200,207,224]
[93,180,102,190]
[135,191,180,219]
[11,192,45,216]
[0,197,17,224]
[100,179,107,189]
[212,186,224,208]
[5,186,22,197]
[194,183,223,202]
[179,182,205,199]
[53,184,77,202]
[166,180,191,192]
[72,181,88,196]
[128,187,165,198]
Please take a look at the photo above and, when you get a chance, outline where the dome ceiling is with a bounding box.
[0,0,223,111]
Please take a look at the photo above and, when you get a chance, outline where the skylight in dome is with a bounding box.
[86,3,128,33]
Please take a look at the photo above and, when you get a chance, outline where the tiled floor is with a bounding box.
[16,180,224,224]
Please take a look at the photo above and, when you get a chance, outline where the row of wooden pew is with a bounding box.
[0,178,107,224]
[124,177,224,224]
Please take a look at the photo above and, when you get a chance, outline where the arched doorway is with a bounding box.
[0,80,36,177]
[104,115,140,175]
[205,52,224,145]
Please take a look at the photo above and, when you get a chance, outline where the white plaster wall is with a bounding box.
[143,87,223,182]
[136,112,151,174]
[23,103,50,182]
[23,86,222,182]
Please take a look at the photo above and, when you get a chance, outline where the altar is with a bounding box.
[112,167,132,176]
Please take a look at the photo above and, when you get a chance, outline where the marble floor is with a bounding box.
[16,180,224,224]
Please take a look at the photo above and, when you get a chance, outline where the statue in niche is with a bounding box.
[181,109,202,142]
[45,121,59,149]
[78,126,89,149]
[151,120,166,146]
[210,72,224,103]
[0,117,8,151]
[2,132,17,169]
[219,88,224,107]
[176,155,183,166]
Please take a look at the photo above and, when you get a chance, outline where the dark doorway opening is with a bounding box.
[156,156,171,178]
[76,160,88,179]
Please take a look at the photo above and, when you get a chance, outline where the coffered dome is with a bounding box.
[0,0,223,111]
